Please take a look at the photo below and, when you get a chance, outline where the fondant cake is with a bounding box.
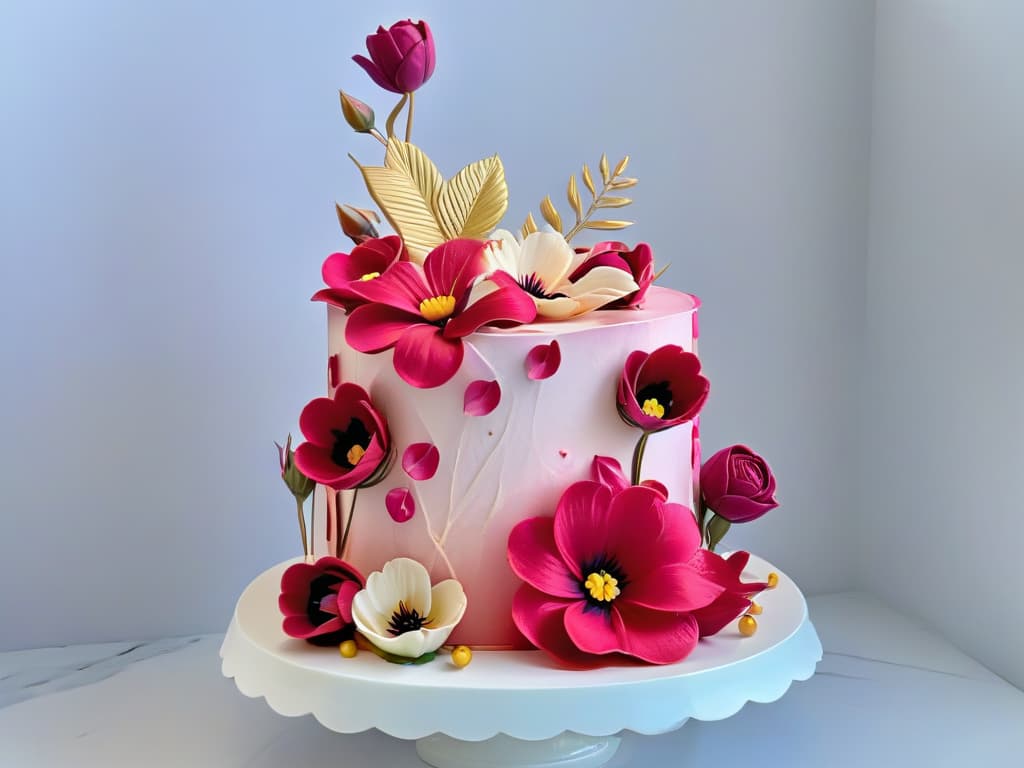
[271,16,782,668]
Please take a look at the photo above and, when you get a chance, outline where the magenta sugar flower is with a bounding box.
[570,241,654,309]
[700,444,778,523]
[313,235,408,313]
[353,20,436,95]
[617,345,709,433]
[344,238,537,388]
[507,481,726,666]
[688,550,769,637]
[294,383,393,490]
[279,557,364,646]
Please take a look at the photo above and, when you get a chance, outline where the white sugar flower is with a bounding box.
[352,557,467,659]
[483,229,638,319]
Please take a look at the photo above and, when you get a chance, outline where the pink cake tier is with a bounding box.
[320,285,701,648]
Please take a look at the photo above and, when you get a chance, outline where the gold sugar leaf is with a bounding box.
[567,175,583,221]
[582,165,596,197]
[437,154,509,241]
[385,139,442,210]
[595,196,632,209]
[599,153,610,184]
[540,195,562,233]
[521,211,538,239]
[610,177,638,190]
[613,155,630,176]
[585,219,633,230]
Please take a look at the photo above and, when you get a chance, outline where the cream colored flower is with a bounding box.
[483,230,638,319]
[352,557,467,659]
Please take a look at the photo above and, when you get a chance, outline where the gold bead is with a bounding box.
[339,639,358,658]
[767,572,780,588]
[747,601,763,615]
[738,615,758,637]
[451,645,473,668]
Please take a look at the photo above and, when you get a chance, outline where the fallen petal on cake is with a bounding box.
[464,379,501,416]
[525,340,561,380]
[385,487,416,522]
[402,442,440,481]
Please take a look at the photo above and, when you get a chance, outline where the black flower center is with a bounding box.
[387,601,431,636]
[331,418,371,468]
[305,574,339,626]
[518,273,566,301]
[636,381,674,416]
[579,555,628,611]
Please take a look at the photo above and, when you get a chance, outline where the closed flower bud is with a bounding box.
[336,203,380,244]
[277,434,316,502]
[339,90,376,133]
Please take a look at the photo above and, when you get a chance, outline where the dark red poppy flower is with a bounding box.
[279,557,364,646]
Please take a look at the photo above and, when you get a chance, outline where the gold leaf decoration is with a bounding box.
[540,195,562,233]
[521,211,538,240]
[595,196,632,209]
[352,138,509,261]
[613,155,629,176]
[567,175,583,220]
[581,165,596,198]
[610,177,638,190]
[599,153,610,184]
[585,219,633,230]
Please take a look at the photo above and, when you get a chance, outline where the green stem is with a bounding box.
[385,93,408,139]
[630,432,650,486]
[404,91,414,142]
[295,496,309,557]
[338,487,359,559]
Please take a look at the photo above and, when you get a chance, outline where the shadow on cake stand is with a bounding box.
[221,557,821,768]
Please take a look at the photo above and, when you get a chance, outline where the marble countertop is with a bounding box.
[2,591,1021,767]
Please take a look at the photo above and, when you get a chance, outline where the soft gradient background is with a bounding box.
[2,1,1019,687]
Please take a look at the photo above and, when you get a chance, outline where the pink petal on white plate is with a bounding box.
[464,379,501,416]
[385,487,415,523]
[402,442,440,481]
[525,340,561,380]
[328,354,340,389]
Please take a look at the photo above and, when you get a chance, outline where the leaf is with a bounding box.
[521,211,538,239]
[585,219,633,230]
[599,153,610,184]
[706,515,732,553]
[610,177,638,190]
[436,154,509,240]
[595,196,632,209]
[582,165,596,197]
[567,174,582,221]
[363,642,438,665]
[614,155,630,176]
[385,139,442,211]
[353,153,446,262]
[539,195,562,233]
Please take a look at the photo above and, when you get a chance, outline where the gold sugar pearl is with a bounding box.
[747,602,763,616]
[766,572,780,589]
[738,615,758,637]
[339,640,358,658]
[451,645,473,668]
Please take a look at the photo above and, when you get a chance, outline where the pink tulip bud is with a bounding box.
[335,203,380,244]
[339,90,376,133]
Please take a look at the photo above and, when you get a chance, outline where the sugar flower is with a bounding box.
[617,345,709,433]
[313,235,408,313]
[279,557,364,645]
[701,444,778,523]
[352,557,467,659]
[344,238,537,388]
[507,481,726,666]
[483,230,639,320]
[688,550,769,637]
[353,20,436,95]
[294,383,393,490]
[569,241,654,309]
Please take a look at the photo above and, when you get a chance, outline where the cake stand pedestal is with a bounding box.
[221,557,821,768]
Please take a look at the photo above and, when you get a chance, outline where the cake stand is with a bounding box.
[221,556,821,768]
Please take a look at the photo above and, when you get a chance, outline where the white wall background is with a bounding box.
[862,0,1024,688]
[2,0,873,649]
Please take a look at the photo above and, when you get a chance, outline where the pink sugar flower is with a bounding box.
[312,235,408,313]
[617,345,709,433]
[279,557,364,646]
[353,20,436,95]
[569,241,655,309]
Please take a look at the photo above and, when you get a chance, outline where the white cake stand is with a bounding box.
[221,556,821,768]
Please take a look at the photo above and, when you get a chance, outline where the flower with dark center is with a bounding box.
[279,557,364,646]
[617,345,709,433]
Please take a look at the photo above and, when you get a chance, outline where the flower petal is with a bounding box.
[357,622,429,658]
[345,304,418,353]
[385,487,415,523]
[507,517,582,599]
[590,455,629,493]
[553,481,614,580]
[293,443,349,487]
[625,561,725,612]
[519,231,573,288]
[464,379,501,416]
[428,579,468,630]
[402,442,440,481]
[511,586,595,667]
[443,272,537,338]
[424,238,487,301]
[352,54,401,93]
[525,340,561,380]
[610,602,700,664]
[692,593,752,638]
[562,265,638,313]
[483,230,521,276]
[533,295,582,320]
[393,324,465,388]
[363,557,433,619]
[563,602,620,656]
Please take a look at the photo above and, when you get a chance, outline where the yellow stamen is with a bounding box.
[584,571,621,602]
[346,444,366,466]
[747,601,763,616]
[419,295,456,322]
[642,398,666,419]
[360,271,381,281]
[767,572,780,589]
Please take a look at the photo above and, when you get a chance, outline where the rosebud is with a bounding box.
[277,434,316,502]
[335,203,380,244]
[339,90,376,133]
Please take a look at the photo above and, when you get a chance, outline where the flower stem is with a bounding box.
[369,127,388,146]
[405,91,414,142]
[309,488,317,557]
[630,432,650,486]
[385,93,408,139]
[295,496,309,557]
[338,487,359,559]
